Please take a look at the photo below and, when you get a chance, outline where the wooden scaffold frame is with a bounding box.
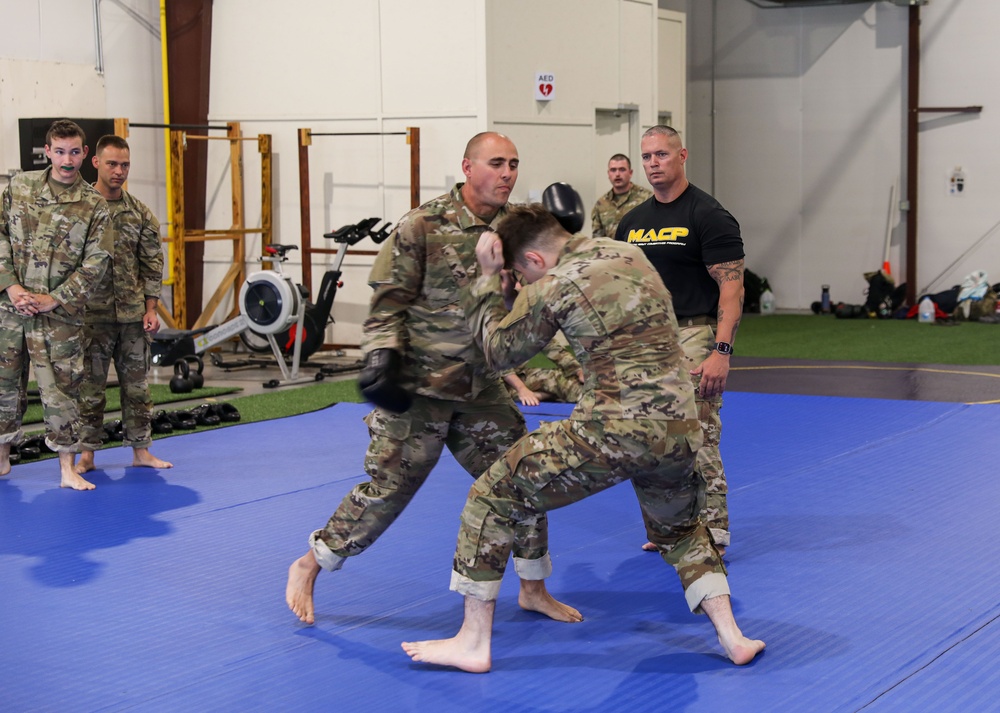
[297,126,420,295]
[168,121,273,329]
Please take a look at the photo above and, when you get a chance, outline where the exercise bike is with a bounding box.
[152,218,392,388]
[237,216,391,365]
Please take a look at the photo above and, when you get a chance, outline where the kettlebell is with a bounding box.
[184,354,205,389]
[170,358,194,393]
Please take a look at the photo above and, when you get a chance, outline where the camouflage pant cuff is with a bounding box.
[449,569,502,601]
[710,528,731,547]
[512,553,552,581]
[684,572,731,614]
[45,436,80,454]
[309,530,346,572]
[123,438,153,449]
[0,429,24,445]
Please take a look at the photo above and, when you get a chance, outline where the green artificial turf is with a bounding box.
[18,379,365,460]
[200,379,364,424]
[735,314,1000,365]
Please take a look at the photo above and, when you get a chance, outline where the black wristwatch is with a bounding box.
[713,341,733,356]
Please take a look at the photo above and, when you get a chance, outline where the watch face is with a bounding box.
[715,342,733,355]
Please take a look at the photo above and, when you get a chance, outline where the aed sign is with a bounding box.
[535,72,555,101]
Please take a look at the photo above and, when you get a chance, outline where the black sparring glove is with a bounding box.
[542,182,585,234]
[358,348,412,413]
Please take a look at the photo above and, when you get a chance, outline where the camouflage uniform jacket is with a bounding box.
[0,167,112,325]
[362,183,508,402]
[501,330,579,378]
[464,236,697,422]
[84,189,163,323]
[591,183,652,237]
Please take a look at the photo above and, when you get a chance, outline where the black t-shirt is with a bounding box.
[614,183,743,318]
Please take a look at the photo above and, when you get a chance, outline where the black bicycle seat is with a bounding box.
[323,217,383,245]
[265,244,298,258]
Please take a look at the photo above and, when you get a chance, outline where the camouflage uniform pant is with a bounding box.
[310,381,552,579]
[450,417,729,612]
[0,311,84,452]
[79,321,154,450]
[506,367,583,403]
[678,322,729,547]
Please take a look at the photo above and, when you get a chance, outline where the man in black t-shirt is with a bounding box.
[615,125,745,555]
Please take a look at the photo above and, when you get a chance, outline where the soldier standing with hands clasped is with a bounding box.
[0,119,111,489]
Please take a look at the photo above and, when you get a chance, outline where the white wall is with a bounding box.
[917,0,999,296]
[687,0,999,311]
[204,0,488,344]
[485,0,683,222]
[0,0,165,249]
[204,0,673,345]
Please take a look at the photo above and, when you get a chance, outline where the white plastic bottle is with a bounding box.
[918,296,935,324]
[760,288,775,315]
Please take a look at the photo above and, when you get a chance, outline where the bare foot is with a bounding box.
[402,596,495,673]
[518,580,583,622]
[720,633,766,666]
[641,541,658,551]
[60,452,95,490]
[1,443,11,476]
[401,637,491,674]
[701,594,765,665]
[74,451,96,475]
[133,448,173,469]
[286,551,321,624]
[61,471,96,490]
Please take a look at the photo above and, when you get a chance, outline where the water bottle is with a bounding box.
[821,285,831,313]
[918,296,935,324]
[760,288,775,315]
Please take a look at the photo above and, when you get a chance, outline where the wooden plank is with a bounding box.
[298,128,312,291]
[192,262,241,329]
[408,126,420,209]
[169,130,187,327]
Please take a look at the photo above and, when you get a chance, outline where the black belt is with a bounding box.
[677,314,717,327]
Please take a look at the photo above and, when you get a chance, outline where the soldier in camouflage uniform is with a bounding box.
[0,120,111,490]
[590,153,652,238]
[503,331,583,405]
[402,204,764,672]
[74,135,172,476]
[286,132,580,627]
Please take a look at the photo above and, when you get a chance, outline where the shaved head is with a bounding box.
[464,132,513,160]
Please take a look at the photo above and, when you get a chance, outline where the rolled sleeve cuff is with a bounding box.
[309,529,346,572]
[684,572,731,614]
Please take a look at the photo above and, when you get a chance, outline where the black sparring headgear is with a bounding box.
[542,182,585,235]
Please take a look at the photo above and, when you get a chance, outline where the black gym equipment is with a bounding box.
[169,359,194,394]
[239,217,390,364]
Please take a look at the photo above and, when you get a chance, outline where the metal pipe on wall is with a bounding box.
[92,0,104,75]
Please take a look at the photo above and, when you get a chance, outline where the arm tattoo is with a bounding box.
[707,259,744,287]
